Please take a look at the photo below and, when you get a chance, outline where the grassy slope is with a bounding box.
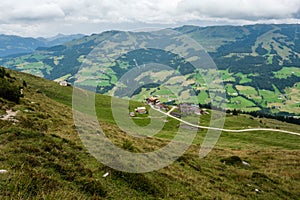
[0,69,299,199]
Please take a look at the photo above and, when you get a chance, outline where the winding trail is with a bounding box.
[151,106,300,137]
[167,106,177,114]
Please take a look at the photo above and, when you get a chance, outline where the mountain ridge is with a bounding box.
[1,24,300,115]
[0,33,85,57]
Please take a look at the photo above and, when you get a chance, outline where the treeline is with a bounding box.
[198,102,300,125]
[213,52,300,93]
[212,25,273,57]
[274,25,300,53]
[115,48,195,77]
[243,110,300,125]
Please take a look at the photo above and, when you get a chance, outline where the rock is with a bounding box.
[103,172,109,178]
[242,161,251,167]
[0,170,8,174]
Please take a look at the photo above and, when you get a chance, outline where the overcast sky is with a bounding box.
[0,0,299,37]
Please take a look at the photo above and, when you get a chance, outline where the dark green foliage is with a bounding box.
[22,80,27,87]
[220,156,242,165]
[256,43,268,55]
[130,83,160,97]
[243,110,300,125]
[114,48,194,79]
[251,74,300,93]
[232,109,239,116]
[96,84,115,94]
[0,68,21,103]
[274,25,300,53]
[0,67,5,78]
[47,45,67,52]
[212,25,273,57]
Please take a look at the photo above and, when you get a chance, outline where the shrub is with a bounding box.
[0,68,22,103]
[0,79,21,103]
[0,67,5,78]
[220,156,242,165]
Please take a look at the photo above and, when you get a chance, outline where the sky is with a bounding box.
[0,0,299,37]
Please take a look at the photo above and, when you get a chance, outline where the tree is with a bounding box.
[232,109,239,116]
[0,67,5,78]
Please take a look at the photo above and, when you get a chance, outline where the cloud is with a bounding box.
[56,0,181,23]
[0,0,65,22]
[12,4,65,21]
[0,0,299,36]
[177,0,300,20]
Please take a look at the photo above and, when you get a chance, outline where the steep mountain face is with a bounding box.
[0,34,85,57]
[1,24,300,115]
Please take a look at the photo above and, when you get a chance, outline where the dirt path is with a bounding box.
[167,106,177,114]
[151,106,300,136]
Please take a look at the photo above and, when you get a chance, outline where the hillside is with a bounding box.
[0,67,299,199]
[1,24,300,115]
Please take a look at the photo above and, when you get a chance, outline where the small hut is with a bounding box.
[135,107,147,114]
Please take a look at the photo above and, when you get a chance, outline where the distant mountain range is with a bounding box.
[0,33,85,57]
[1,24,300,115]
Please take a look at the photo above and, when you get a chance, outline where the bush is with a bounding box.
[0,79,21,103]
[220,156,242,165]
[0,67,5,78]
[0,68,22,103]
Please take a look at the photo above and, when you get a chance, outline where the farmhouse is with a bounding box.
[146,97,160,105]
[59,80,71,86]
[200,109,209,115]
[135,107,147,114]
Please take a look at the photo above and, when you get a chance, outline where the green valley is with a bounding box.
[1,24,300,116]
